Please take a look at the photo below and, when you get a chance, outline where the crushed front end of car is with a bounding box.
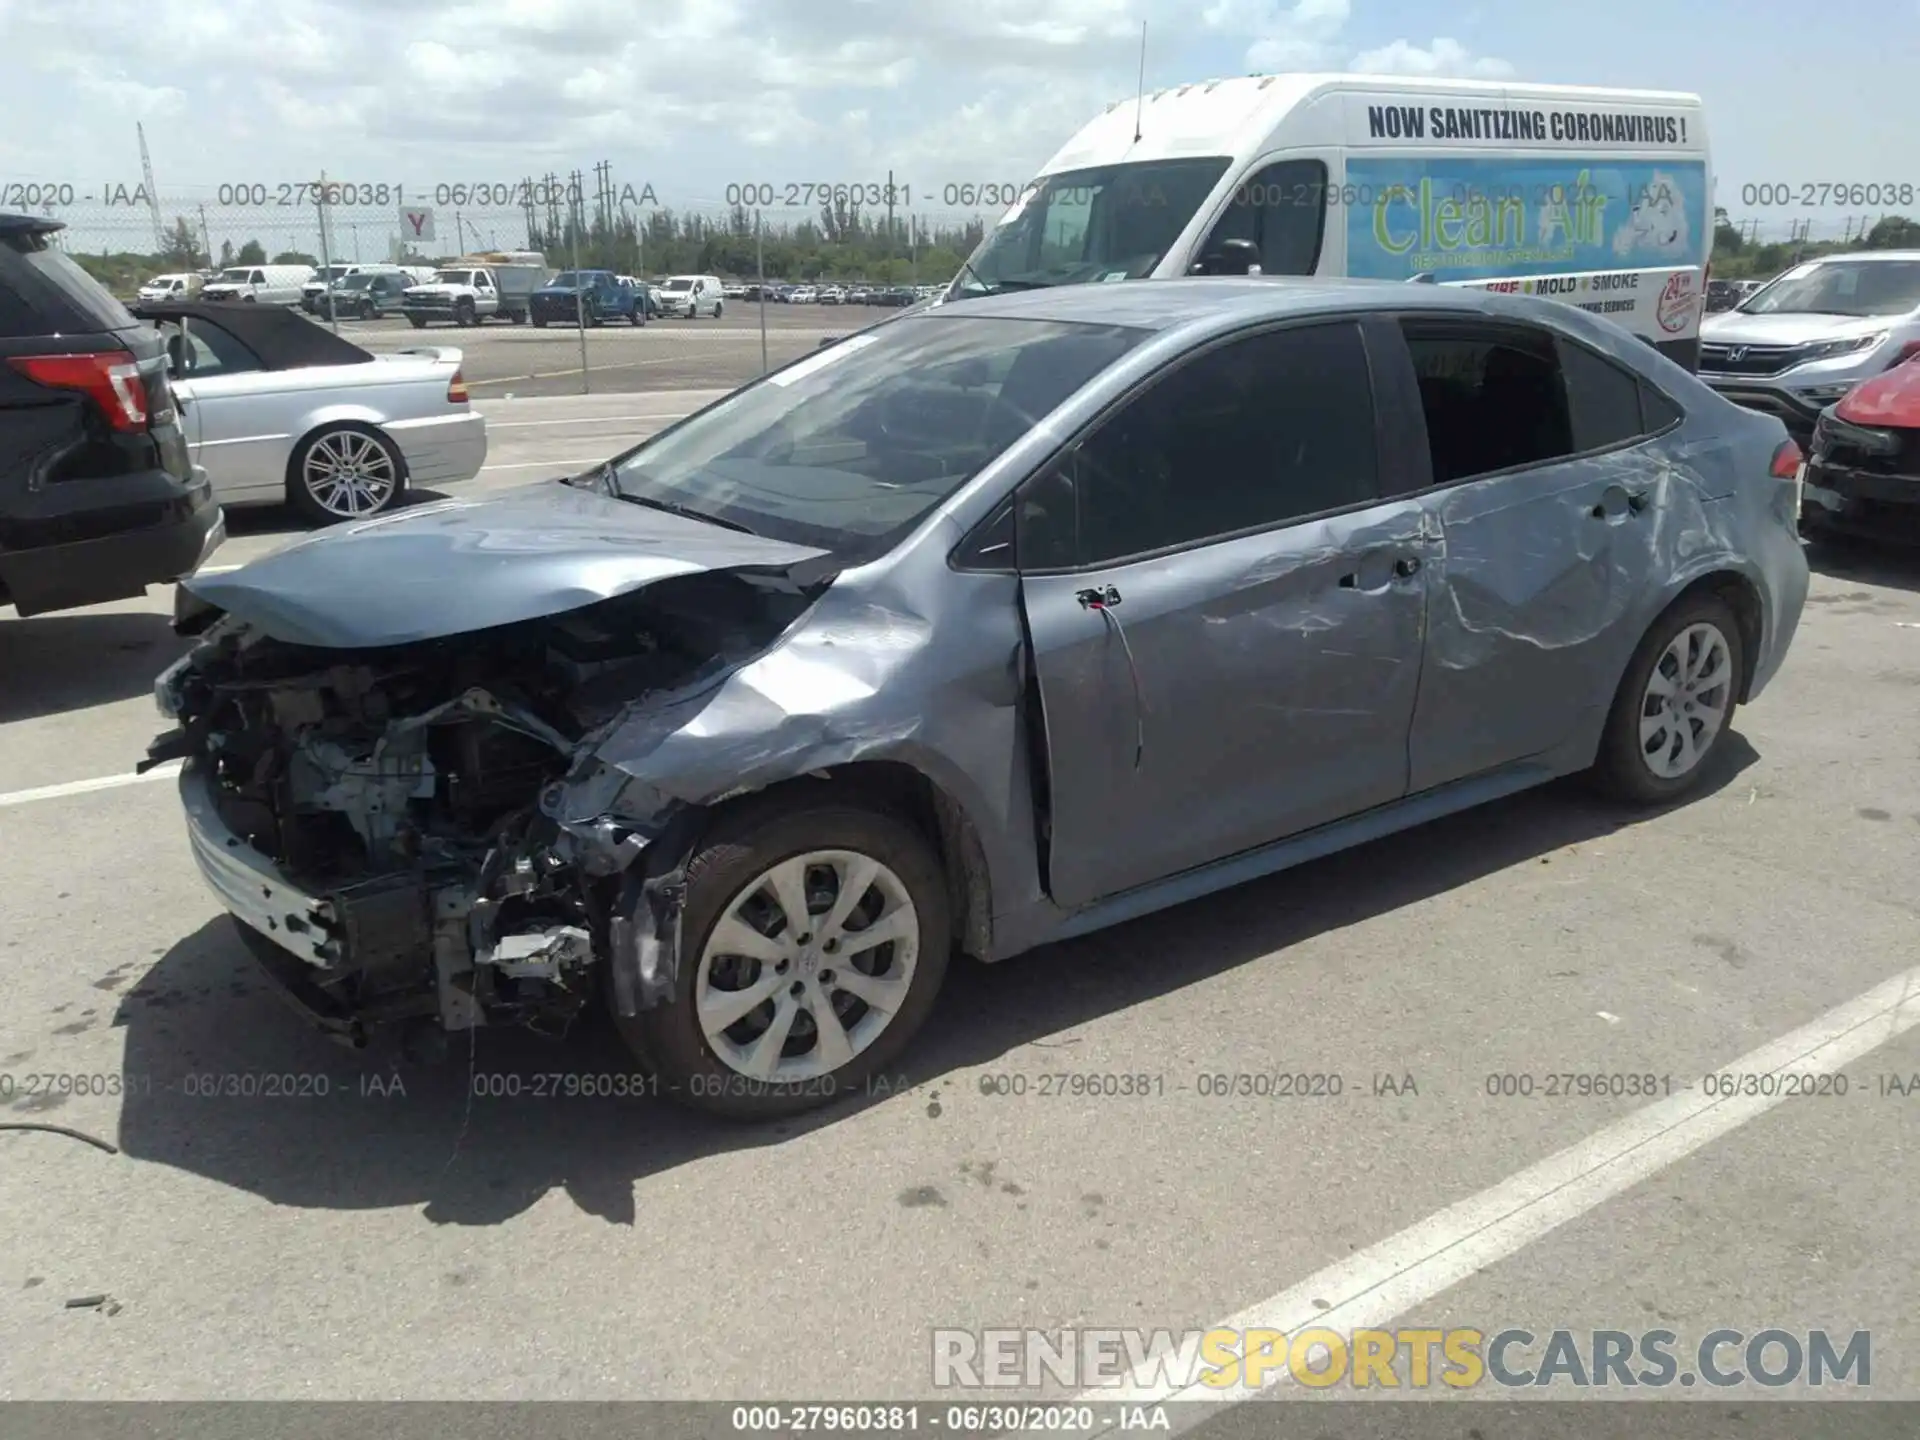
[143,493,834,1055]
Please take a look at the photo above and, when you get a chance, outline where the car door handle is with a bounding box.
[1393,556,1422,578]
[1076,585,1122,610]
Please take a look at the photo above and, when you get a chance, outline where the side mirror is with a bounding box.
[1197,238,1261,276]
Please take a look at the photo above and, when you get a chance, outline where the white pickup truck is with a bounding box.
[401,254,550,328]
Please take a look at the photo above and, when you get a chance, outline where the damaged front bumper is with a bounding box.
[180,757,340,969]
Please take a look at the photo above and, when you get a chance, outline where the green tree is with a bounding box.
[163,216,203,268]
[273,250,318,265]
[218,238,235,268]
[1865,215,1920,249]
[236,239,267,265]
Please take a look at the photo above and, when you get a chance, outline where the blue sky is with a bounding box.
[0,0,1908,253]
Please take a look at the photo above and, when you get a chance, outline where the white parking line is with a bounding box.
[0,762,182,808]
[1082,961,1920,1426]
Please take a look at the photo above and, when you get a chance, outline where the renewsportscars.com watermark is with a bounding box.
[932,1327,1871,1392]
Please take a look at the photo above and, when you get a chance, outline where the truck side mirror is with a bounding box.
[1196,238,1260,276]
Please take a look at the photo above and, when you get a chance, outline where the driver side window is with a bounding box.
[1197,159,1328,276]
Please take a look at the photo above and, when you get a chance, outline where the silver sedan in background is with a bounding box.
[139,299,487,524]
[151,279,1808,1118]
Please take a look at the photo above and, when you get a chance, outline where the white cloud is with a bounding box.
[1349,36,1515,79]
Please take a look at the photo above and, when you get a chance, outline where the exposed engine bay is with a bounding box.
[147,571,817,1045]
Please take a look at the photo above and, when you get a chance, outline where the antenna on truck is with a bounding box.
[1132,21,1147,143]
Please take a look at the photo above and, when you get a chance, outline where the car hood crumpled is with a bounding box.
[180,481,830,650]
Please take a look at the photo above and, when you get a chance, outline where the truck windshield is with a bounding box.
[949,157,1231,297]
[430,271,471,285]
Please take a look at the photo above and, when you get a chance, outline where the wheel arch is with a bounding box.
[685,761,994,963]
[1659,564,1766,704]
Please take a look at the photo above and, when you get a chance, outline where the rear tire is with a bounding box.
[614,800,952,1120]
[407,316,427,329]
[713,300,724,319]
[287,424,405,526]
[1589,592,1744,805]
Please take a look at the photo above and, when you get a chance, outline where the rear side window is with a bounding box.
[1640,381,1684,431]
[1061,321,1380,566]
[1400,323,1575,483]
[1557,339,1645,452]
[0,228,137,338]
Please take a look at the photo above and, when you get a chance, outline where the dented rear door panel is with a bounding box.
[1407,443,1683,792]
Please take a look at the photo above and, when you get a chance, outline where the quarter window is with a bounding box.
[1557,338,1648,452]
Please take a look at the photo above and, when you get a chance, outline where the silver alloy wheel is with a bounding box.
[695,849,920,1082]
[301,430,398,518]
[1639,620,1733,778]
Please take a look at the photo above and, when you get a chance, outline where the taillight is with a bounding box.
[1769,438,1803,479]
[447,369,469,403]
[6,350,151,432]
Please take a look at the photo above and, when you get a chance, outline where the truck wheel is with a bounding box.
[713,300,724,319]
[614,800,951,1120]
[630,305,644,326]
[454,298,476,327]
[407,316,427,329]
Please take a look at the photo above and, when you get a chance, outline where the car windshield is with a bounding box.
[550,272,582,286]
[338,274,378,289]
[1739,260,1920,318]
[664,278,693,291]
[609,315,1146,559]
[217,269,251,282]
[951,157,1232,297]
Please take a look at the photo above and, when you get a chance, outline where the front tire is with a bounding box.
[1590,592,1744,804]
[287,424,405,525]
[615,801,952,1120]
[454,299,476,327]
[407,316,427,329]
[713,300,724,319]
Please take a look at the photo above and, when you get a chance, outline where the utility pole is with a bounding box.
[197,203,212,270]
[316,170,337,332]
[570,169,589,394]
[756,209,768,374]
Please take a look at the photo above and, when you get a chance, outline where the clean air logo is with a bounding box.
[931,1327,1871,1391]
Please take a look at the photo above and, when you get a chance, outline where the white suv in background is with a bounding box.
[1699,251,1920,442]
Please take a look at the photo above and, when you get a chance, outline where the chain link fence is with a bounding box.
[4,162,1007,392]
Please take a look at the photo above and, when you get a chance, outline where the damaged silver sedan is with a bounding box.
[146,279,1810,1117]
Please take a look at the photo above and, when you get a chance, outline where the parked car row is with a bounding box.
[737,283,938,306]
[0,211,494,620]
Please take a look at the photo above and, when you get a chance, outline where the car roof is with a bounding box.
[934,276,1540,331]
[134,300,374,370]
[0,211,64,237]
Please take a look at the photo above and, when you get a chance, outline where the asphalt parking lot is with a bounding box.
[3,390,1919,1418]
[332,303,873,395]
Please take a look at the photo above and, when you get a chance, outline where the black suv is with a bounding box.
[0,214,221,616]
